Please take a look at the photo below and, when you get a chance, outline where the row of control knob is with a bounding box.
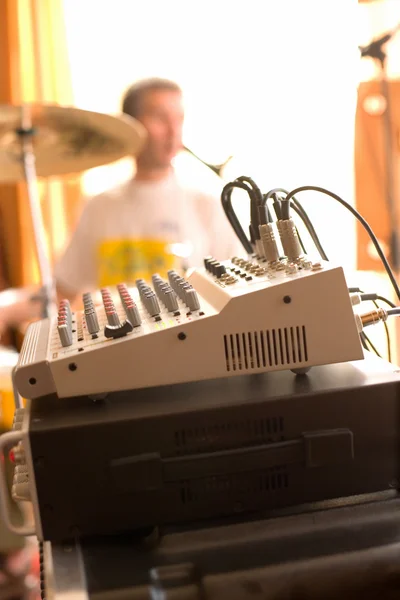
[204,257,227,278]
[101,287,134,338]
[57,299,73,347]
[204,257,239,284]
[100,288,120,327]
[117,283,142,327]
[11,408,30,502]
[83,292,100,335]
[136,280,162,319]
[167,271,201,312]
[152,274,180,313]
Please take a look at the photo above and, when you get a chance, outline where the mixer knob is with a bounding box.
[208,260,219,275]
[167,276,176,291]
[163,289,179,312]
[159,283,169,296]
[15,465,28,474]
[185,289,201,311]
[104,320,134,339]
[85,310,100,334]
[14,472,29,484]
[136,279,147,292]
[11,445,25,464]
[204,256,214,271]
[13,409,24,425]
[151,273,162,287]
[11,482,30,501]
[57,323,73,347]
[58,299,72,323]
[180,282,191,302]
[215,264,226,278]
[145,293,161,317]
[82,292,94,306]
[106,310,120,327]
[125,304,142,327]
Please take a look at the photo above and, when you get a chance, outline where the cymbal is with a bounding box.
[0,103,146,182]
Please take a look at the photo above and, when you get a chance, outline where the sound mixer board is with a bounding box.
[13,257,364,400]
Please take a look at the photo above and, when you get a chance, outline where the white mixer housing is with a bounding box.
[14,258,363,399]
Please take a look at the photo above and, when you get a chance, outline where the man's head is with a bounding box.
[122,78,184,170]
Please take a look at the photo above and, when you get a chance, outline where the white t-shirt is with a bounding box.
[54,172,243,294]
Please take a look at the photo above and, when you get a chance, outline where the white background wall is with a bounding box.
[63,0,360,268]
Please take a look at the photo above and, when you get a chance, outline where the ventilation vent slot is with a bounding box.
[223,326,308,372]
[174,417,284,455]
[179,466,289,504]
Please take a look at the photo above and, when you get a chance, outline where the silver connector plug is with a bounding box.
[354,307,388,332]
[360,307,388,327]
[259,223,280,264]
[277,218,303,262]
[255,238,265,259]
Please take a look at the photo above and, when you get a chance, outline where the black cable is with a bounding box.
[362,331,382,358]
[387,307,400,316]
[282,186,400,302]
[360,293,396,309]
[270,193,282,220]
[281,197,290,220]
[221,181,254,254]
[264,188,289,217]
[264,188,290,220]
[360,293,395,360]
[376,295,396,308]
[234,178,258,241]
[235,176,263,204]
[370,298,392,362]
[383,320,392,362]
[289,200,329,261]
[235,178,260,240]
[235,176,265,235]
[360,332,369,351]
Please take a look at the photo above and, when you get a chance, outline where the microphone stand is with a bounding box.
[183,145,233,178]
[359,24,400,271]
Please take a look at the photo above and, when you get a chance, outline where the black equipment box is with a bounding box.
[42,492,400,599]
[26,355,400,541]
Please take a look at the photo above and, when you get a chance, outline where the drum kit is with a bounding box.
[0,102,147,329]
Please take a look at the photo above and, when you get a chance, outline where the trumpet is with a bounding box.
[183,145,233,178]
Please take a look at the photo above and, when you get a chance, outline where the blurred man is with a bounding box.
[54,78,241,303]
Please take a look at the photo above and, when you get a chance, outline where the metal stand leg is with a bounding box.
[17,106,56,319]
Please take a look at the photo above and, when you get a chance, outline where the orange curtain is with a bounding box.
[0,0,82,289]
[355,79,400,271]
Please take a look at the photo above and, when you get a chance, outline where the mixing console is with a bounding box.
[13,256,364,400]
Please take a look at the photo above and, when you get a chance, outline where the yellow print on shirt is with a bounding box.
[97,239,178,286]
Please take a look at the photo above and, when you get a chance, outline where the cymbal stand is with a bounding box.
[17,106,56,319]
